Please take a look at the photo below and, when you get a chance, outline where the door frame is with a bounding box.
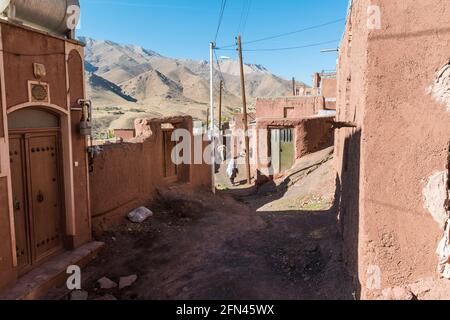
[9,127,66,274]
[162,128,178,183]
[268,126,295,175]
[6,103,77,269]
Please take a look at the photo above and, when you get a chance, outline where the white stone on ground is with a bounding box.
[97,277,118,289]
[119,275,138,289]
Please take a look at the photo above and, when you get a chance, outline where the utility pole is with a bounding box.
[236,35,251,185]
[218,80,223,133]
[292,77,296,96]
[209,42,216,193]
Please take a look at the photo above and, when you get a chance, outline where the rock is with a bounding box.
[97,277,118,289]
[95,294,117,300]
[392,286,415,300]
[381,286,414,300]
[128,206,154,223]
[70,290,88,300]
[119,275,138,289]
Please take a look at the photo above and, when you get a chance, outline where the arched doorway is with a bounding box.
[8,108,65,274]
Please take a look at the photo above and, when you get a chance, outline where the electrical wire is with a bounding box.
[214,0,227,43]
[214,49,227,91]
[217,39,340,52]
[236,0,251,36]
[218,17,345,49]
[239,0,252,36]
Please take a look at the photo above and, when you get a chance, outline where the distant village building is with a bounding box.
[113,129,136,141]
[247,71,337,183]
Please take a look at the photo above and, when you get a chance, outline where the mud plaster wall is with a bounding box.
[336,0,450,299]
[90,118,211,234]
[0,23,91,291]
[255,96,324,119]
[1,23,67,110]
[0,177,15,290]
[334,0,370,296]
[256,116,334,182]
[114,129,136,141]
[68,48,91,248]
[322,77,337,101]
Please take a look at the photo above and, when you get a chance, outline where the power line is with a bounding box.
[218,17,345,49]
[236,0,251,35]
[214,50,226,84]
[217,39,340,52]
[240,0,252,36]
[214,0,227,43]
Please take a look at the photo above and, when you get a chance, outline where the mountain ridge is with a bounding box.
[80,36,306,135]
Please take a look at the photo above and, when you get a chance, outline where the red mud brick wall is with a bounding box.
[114,129,136,141]
[2,23,67,111]
[322,77,337,110]
[68,48,91,248]
[256,116,334,183]
[0,177,15,291]
[335,0,450,299]
[90,123,211,234]
[255,96,324,119]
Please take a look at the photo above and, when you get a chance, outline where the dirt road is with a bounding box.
[47,148,354,300]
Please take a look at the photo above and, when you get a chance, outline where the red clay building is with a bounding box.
[335,0,450,299]
[0,19,96,295]
[251,71,336,183]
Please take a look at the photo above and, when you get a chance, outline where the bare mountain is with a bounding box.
[80,37,305,134]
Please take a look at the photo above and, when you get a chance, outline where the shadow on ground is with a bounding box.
[46,149,354,300]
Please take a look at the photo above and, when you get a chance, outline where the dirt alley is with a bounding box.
[47,148,354,300]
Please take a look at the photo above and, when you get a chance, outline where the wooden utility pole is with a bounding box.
[218,80,223,132]
[209,42,216,193]
[237,35,251,185]
[292,77,296,96]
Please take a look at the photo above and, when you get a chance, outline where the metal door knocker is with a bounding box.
[37,191,44,203]
[14,197,20,211]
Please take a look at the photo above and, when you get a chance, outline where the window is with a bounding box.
[8,108,59,130]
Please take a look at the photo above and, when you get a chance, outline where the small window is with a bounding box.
[8,108,59,129]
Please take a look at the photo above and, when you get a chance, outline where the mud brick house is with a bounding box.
[255,71,337,119]
[255,116,334,183]
[250,72,336,183]
[113,129,136,141]
[335,0,450,299]
[0,3,211,299]
[0,18,99,295]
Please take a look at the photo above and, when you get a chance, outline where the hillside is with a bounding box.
[80,37,306,135]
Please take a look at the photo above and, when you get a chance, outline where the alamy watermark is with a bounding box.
[168,128,277,169]
[367,5,381,30]
[66,265,81,290]
[366,265,381,290]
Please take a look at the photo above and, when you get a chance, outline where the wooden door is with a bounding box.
[270,129,280,174]
[270,128,294,175]
[280,128,295,172]
[280,128,294,172]
[27,133,63,262]
[9,135,31,270]
[9,131,64,271]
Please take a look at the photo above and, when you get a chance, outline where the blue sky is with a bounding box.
[79,0,349,83]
